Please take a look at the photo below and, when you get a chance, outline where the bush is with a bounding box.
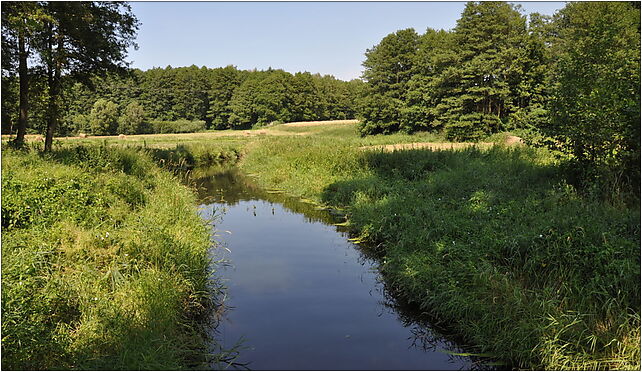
[118,101,148,135]
[544,2,640,188]
[89,99,119,135]
[149,119,205,134]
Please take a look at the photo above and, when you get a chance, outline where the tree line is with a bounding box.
[65,65,363,135]
[2,64,363,137]
[357,1,640,188]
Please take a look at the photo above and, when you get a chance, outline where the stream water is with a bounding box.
[193,168,491,370]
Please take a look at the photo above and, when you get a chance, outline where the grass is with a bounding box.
[5,120,639,370]
[1,144,222,369]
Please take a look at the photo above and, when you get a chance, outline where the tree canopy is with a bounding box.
[355,1,640,188]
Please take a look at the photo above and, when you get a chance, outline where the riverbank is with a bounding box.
[235,127,640,369]
[1,145,220,369]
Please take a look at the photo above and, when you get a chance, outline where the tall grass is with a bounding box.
[1,145,220,369]
[238,135,641,370]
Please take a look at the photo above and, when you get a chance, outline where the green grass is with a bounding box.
[235,125,640,370]
[1,145,221,369]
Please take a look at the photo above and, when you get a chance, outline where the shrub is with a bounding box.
[149,119,205,134]
[89,99,119,135]
[118,101,148,135]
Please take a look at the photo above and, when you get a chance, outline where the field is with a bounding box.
[2,120,639,370]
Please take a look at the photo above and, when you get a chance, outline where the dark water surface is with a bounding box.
[194,168,490,370]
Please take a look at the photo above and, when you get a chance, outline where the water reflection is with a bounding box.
[189,166,497,370]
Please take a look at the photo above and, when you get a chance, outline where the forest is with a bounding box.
[1,1,640,371]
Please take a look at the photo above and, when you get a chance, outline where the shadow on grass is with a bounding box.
[318,146,640,369]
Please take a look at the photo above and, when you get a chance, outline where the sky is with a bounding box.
[126,1,566,81]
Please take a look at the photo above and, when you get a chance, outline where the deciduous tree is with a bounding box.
[545,2,641,183]
[37,2,138,151]
[89,99,118,135]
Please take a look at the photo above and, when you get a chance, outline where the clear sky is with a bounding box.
[127,1,566,81]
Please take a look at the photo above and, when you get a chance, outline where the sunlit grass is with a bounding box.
[1,145,219,369]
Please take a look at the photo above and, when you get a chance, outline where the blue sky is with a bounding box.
[127,1,566,81]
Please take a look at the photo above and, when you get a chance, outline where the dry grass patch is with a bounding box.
[280,119,359,127]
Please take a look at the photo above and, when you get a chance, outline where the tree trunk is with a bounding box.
[44,34,62,152]
[15,26,28,148]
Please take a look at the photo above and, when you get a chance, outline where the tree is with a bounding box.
[227,73,263,129]
[37,2,138,151]
[291,72,319,121]
[138,67,177,121]
[1,2,50,147]
[207,65,245,129]
[434,2,535,140]
[228,69,296,128]
[544,2,640,184]
[89,99,118,135]
[118,101,147,134]
[358,28,420,134]
[401,28,454,133]
[70,113,90,134]
[171,65,211,122]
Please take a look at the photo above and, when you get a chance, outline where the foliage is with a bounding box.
[118,101,147,135]
[70,113,90,134]
[1,2,140,151]
[2,64,361,136]
[357,3,548,140]
[150,119,206,134]
[544,2,641,189]
[355,1,640,192]
[207,65,246,129]
[89,99,119,135]
[358,28,420,134]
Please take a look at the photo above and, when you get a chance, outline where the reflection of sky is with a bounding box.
[201,197,487,370]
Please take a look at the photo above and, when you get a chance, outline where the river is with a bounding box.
[192,167,492,370]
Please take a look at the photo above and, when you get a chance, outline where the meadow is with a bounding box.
[2,121,640,370]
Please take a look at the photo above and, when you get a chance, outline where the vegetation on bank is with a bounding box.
[234,125,640,370]
[1,145,221,369]
[1,0,639,370]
